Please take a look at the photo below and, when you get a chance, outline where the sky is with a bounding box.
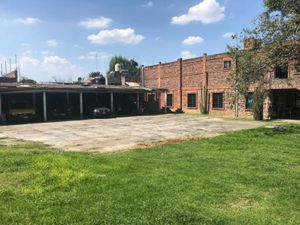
[0,0,264,82]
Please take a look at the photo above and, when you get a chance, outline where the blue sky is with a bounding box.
[0,0,264,82]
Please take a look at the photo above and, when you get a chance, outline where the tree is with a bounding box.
[107,56,140,82]
[88,72,102,78]
[227,0,300,120]
[19,76,37,84]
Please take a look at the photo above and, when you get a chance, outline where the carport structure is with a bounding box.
[0,83,166,123]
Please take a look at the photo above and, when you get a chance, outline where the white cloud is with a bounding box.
[79,17,112,29]
[182,36,204,45]
[143,1,154,7]
[15,17,42,25]
[43,55,68,65]
[79,51,111,60]
[172,0,225,25]
[181,51,197,59]
[88,28,144,45]
[222,32,236,39]
[47,39,60,47]
[17,55,84,81]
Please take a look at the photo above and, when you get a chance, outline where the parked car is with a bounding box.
[92,107,112,118]
[8,100,36,122]
[51,105,73,119]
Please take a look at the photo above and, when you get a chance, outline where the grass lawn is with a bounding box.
[0,125,299,225]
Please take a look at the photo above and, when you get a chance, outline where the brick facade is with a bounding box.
[143,52,300,119]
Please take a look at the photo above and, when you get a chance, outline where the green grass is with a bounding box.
[0,125,299,225]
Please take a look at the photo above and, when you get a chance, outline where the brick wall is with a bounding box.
[143,52,300,118]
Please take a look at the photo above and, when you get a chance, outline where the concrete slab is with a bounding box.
[0,114,264,153]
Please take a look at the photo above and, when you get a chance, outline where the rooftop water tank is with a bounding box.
[115,64,121,72]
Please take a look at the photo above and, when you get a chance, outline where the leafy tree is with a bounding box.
[88,72,102,78]
[19,76,37,84]
[227,0,300,120]
[107,56,140,83]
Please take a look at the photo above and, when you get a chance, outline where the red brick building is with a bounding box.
[143,52,300,119]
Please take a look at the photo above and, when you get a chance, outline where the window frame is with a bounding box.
[245,93,254,110]
[274,65,289,79]
[166,94,173,107]
[187,93,197,109]
[212,93,224,110]
[224,60,232,70]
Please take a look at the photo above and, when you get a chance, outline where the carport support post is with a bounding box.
[110,92,114,114]
[43,91,47,122]
[79,92,83,119]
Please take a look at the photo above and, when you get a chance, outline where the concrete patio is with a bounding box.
[0,114,264,153]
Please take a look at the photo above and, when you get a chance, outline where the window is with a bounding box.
[166,94,173,107]
[275,65,288,79]
[245,93,254,109]
[212,93,224,109]
[296,59,300,75]
[224,61,232,69]
[187,94,197,108]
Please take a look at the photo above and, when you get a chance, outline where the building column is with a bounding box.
[136,93,140,112]
[110,92,114,113]
[164,91,167,114]
[79,92,83,119]
[263,92,273,120]
[43,91,47,122]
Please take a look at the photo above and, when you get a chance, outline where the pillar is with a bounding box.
[164,91,167,114]
[79,92,83,119]
[110,92,114,113]
[43,91,47,122]
[178,58,183,110]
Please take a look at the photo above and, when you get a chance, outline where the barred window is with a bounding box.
[246,93,254,109]
[224,61,232,69]
[167,94,173,107]
[275,65,288,79]
[187,94,196,108]
[212,93,224,109]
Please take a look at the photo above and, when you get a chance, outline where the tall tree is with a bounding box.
[227,0,300,120]
[107,56,140,82]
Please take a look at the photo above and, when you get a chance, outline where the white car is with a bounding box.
[93,107,112,118]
